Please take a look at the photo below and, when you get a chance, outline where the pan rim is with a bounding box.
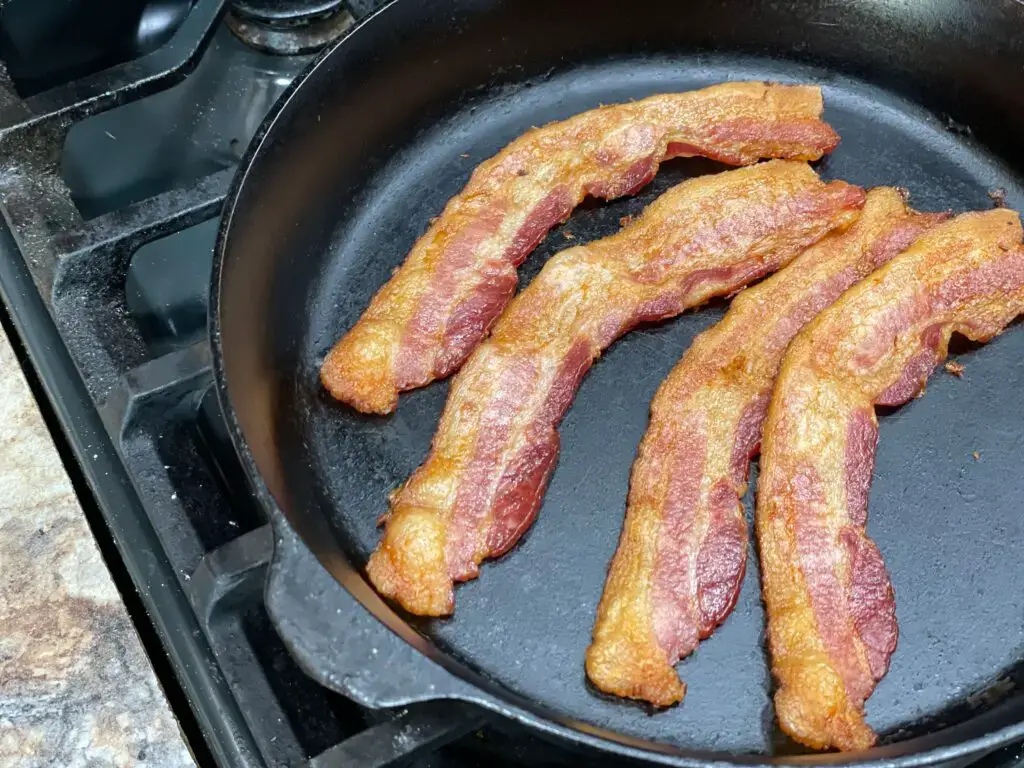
[208,0,1024,763]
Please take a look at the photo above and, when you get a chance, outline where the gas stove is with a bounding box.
[0,1,496,764]
[0,2,1022,767]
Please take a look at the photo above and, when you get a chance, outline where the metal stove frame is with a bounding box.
[0,1,482,764]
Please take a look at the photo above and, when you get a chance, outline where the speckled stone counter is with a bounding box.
[0,329,195,767]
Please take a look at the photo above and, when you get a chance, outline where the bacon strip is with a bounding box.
[757,209,1024,751]
[321,82,842,414]
[366,160,865,616]
[586,188,945,707]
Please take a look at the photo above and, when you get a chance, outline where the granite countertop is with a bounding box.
[0,328,195,767]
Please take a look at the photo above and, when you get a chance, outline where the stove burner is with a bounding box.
[227,0,353,55]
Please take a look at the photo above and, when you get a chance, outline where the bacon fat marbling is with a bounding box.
[366,160,865,616]
[758,209,1024,751]
[321,82,841,414]
[586,188,944,707]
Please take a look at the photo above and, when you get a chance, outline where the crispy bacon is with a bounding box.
[321,82,842,414]
[757,209,1024,751]
[366,160,865,616]
[586,188,944,707]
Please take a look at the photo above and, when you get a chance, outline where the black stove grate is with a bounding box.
[0,1,502,764]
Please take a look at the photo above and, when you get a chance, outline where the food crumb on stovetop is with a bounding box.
[988,187,1008,208]
[972,450,981,461]
[944,360,965,377]
[562,230,575,240]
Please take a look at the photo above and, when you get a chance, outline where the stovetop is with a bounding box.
[0,1,497,764]
[0,2,1022,766]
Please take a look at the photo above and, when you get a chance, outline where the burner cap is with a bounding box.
[230,0,345,24]
[227,0,352,55]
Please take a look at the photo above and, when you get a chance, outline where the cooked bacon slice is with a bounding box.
[366,160,865,616]
[757,209,1024,751]
[321,82,842,414]
[585,188,944,707]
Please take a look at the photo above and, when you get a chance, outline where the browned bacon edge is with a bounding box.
[320,82,841,414]
[365,160,865,617]
[585,188,945,707]
[757,208,1024,751]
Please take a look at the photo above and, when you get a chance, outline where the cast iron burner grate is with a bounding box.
[0,1,507,765]
[0,1,1021,767]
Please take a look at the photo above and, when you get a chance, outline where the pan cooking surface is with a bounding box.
[290,57,1024,753]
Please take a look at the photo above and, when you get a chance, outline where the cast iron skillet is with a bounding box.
[211,0,1024,763]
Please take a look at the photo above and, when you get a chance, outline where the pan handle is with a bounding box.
[342,0,393,22]
[264,510,481,709]
[309,702,486,768]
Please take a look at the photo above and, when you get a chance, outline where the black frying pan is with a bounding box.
[211,0,1024,763]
